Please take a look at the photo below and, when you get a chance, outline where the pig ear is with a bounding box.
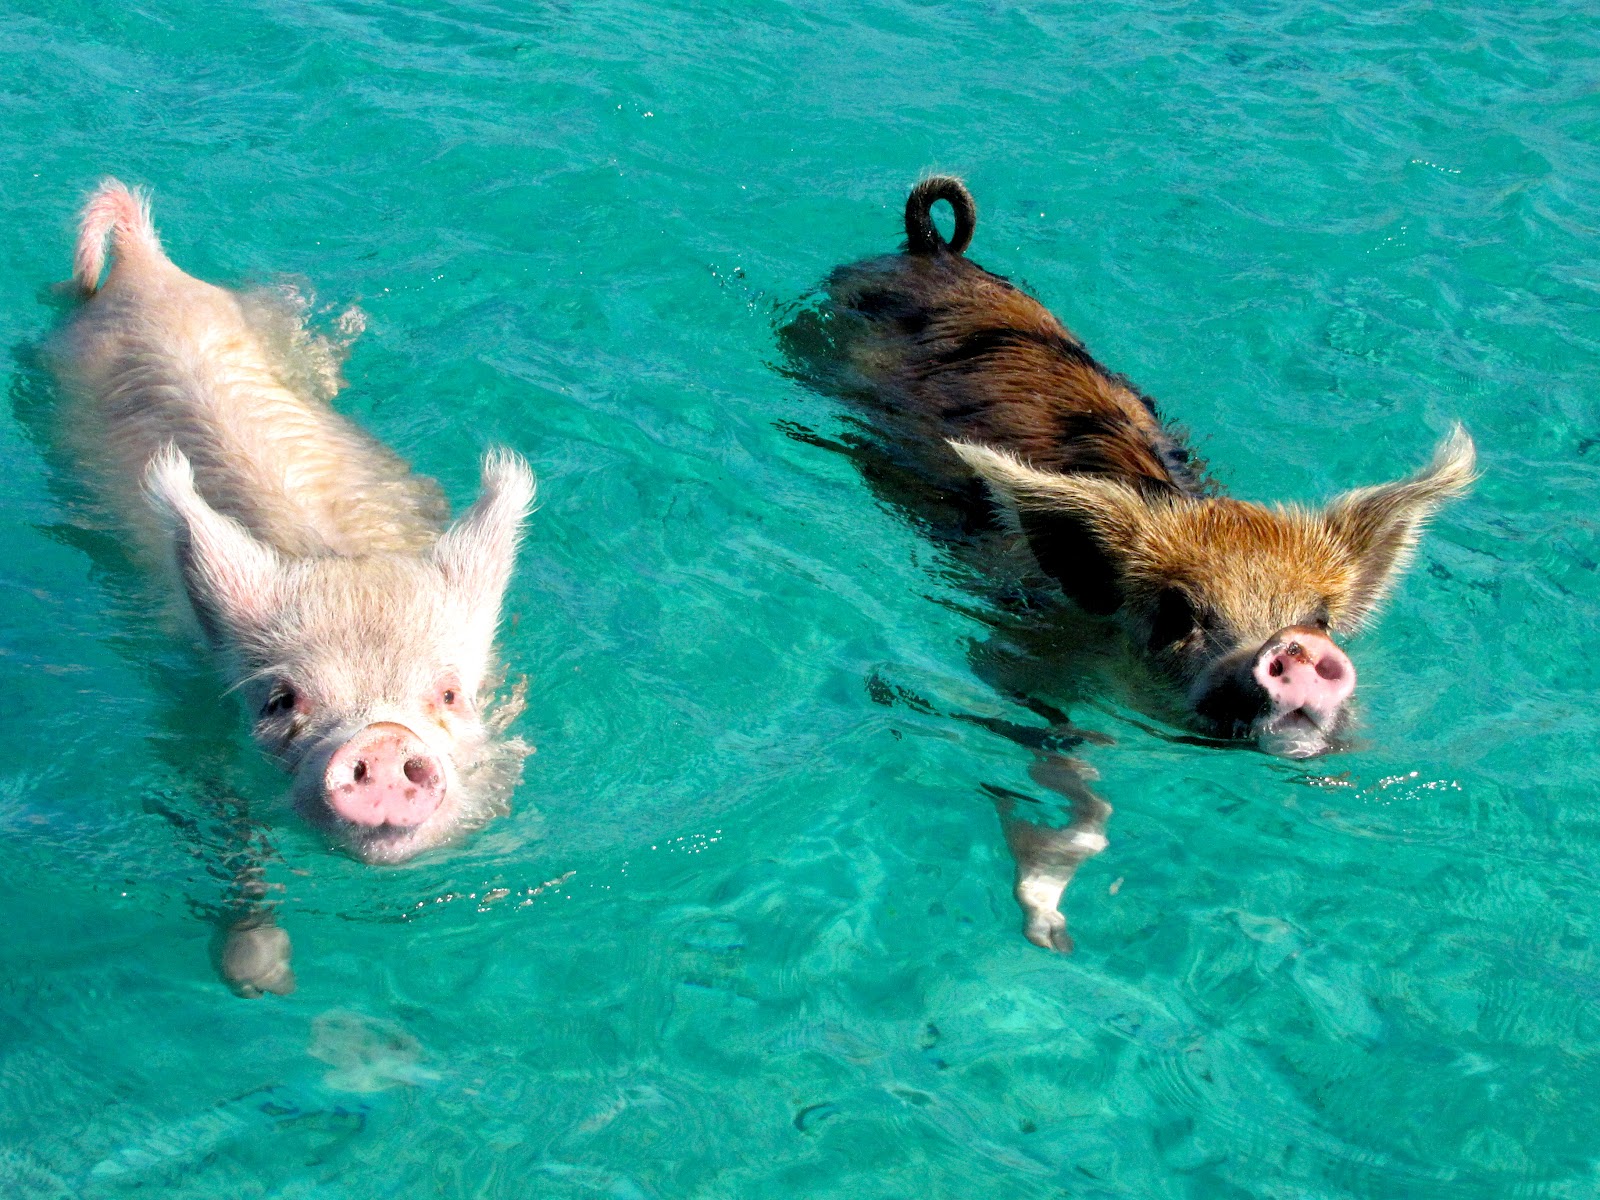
[143,444,281,632]
[1322,424,1478,630]
[950,440,1152,614]
[433,449,536,606]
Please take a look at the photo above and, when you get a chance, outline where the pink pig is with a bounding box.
[51,180,535,986]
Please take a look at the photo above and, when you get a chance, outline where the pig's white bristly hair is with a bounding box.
[428,448,537,683]
[141,440,200,512]
[66,180,542,862]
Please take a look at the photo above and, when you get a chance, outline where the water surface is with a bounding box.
[1,1,1597,1196]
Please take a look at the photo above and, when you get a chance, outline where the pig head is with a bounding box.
[952,427,1477,757]
[144,444,535,861]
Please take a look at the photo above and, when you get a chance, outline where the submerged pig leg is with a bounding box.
[215,805,295,998]
[865,668,1113,950]
[985,756,1112,953]
[219,921,294,999]
[144,783,295,997]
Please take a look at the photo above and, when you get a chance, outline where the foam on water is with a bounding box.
[1,0,1597,1196]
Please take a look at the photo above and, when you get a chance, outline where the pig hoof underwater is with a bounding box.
[821,175,1478,760]
[220,921,296,999]
[52,179,536,866]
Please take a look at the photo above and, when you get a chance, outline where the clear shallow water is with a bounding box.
[1,0,1597,1195]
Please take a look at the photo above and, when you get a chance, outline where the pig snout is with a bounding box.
[1192,625,1358,756]
[323,723,444,828]
[1247,626,1356,757]
[1253,627,1355,721]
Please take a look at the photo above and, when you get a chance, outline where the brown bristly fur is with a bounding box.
[949,430,1475,645]
[827,200,1204,499]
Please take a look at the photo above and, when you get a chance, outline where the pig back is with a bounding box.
[824,250,1205,500]
[54,264,449,561]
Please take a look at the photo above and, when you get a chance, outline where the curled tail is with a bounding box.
[73,178,161,294]
[904,175,976,256]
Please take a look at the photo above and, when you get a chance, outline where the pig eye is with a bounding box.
[261,684,297,718]
[1148,587,1201,652]
[435,679,467,711]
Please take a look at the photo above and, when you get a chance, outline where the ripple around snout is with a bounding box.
[4,0,1600,1196]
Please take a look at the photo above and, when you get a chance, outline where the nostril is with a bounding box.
[324,724,446,829]
[1316,656,1344,681]
[1268,658,1284,678]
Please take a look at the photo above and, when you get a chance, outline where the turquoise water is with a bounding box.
[2,0,1598,1194]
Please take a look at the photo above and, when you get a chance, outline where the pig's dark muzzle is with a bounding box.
[323,722,445,829]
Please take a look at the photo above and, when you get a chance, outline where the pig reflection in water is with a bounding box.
[51,180,535,988]
[787,177,1477,950]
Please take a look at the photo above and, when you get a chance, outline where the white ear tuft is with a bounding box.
[1323,424,1479,630]
[480,447,537,524]
[948,438,1153,539]
[948,439,1059,503]
[433,447,536,614]
[1423,423,1479,497]
[142,441,199,515]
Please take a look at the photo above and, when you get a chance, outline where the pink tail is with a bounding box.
[73,178,161,294]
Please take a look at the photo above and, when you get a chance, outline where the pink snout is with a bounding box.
[323,723,444,828]
[1252,627,1356,719]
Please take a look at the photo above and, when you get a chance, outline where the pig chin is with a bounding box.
[1251,707,1349,759]
[298,784,461,865]
[338,819,454,865]
[1191,678,1351,758]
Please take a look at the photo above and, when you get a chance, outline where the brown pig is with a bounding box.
[794,176,1476,951]
[50,179,536,871]
[821,176,1476,759]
